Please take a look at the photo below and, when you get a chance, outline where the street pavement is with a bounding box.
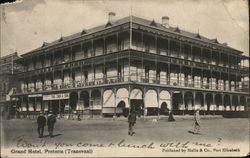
[1,116,249,157]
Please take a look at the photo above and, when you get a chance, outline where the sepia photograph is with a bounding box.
[0,0,249,157]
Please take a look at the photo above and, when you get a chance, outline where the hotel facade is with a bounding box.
[12,13,249,117]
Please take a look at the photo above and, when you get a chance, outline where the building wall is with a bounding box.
[19,56,245,94]
[14,85,248,118]
[12,26,249,117]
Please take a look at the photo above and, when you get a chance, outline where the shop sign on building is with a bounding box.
[28,94,43,97]
[43,93,69,100]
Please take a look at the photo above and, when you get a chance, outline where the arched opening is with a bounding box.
[116,88,129,117]
[103,89,115,116]
[80,91,89,108]
[116,88,129,116]
[91,90,101,107]
[70,92,78,111]
[215,94,222,110]
[130,88,144,115]
[184,92,193,113]
[79,91,89,115]
[160,102,169,115]
[232,96,238,111]
[36,97,42,112]
[145,89,158,116]
[224,95,231,111]
[116,88,129,108]
[159,90,171,115]
[117,101,126,108]
[91,90,102,115]
[215,94,222,113]
[172,91,183,115]
[195,92,204,110]
[43,101,50,113]
[28,97,35,114]
[205,93,213,113]
[103,90,115,107]
[239,96,246,111]
[116,101,127,117]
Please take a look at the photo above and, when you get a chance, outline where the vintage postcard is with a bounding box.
[0,0,249,157]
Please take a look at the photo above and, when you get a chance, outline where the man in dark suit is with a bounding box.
[47,112,57,137]
[37,112,46,138]
[194,110,201,134]
[128,110,137,136]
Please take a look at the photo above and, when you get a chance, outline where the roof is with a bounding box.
[23,15,242,56]
[0,52,18,59]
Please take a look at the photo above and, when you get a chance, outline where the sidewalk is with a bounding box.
[5,114,223,121]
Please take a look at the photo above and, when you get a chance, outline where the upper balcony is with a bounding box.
[17,28,247,74]
[19,70,249,96]
[240,66,249,76]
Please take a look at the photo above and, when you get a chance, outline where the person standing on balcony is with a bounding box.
[194,110,201,134]
[128,110,137,136]
[37,112,46,138]
[47,112,57,137]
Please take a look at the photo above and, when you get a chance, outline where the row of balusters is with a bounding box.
[19,103,245,112]
[21,73,243,93]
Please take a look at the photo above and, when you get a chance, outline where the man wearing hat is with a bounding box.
[128,110,137,136]
[37,112,46,138]
[47,112,57,137]
[194,109,201,134]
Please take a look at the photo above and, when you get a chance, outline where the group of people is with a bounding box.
[127,109,201,136]
[37,112,57,138]
[37,109,200,138]
[127,110,177,136]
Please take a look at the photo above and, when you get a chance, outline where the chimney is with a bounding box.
[108,12,116,24]
[162,16,169,28]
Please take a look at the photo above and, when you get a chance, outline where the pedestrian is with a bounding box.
[47,112,57,137]
[37,112,46,138]
[73,110,77,120]
[144,108,147,116]
[77,113,81,121]
[128,110,137,136]
[194,109,201,134]
[168,111,175,122]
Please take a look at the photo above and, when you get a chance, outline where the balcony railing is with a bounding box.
[24,43,245,71]
[20,75,248,94]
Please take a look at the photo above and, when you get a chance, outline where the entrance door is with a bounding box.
[52,100,59,115]
[172,92,183,115]
[116,101,127,117]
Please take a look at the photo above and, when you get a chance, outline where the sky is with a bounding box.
[0,0,249,57]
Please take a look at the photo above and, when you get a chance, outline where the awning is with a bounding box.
[116,88,129,108]
[130,89,142,100]
[103,90,115,107]
[145,90,158,108]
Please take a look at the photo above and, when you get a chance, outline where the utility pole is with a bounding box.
[12,54,14,74]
